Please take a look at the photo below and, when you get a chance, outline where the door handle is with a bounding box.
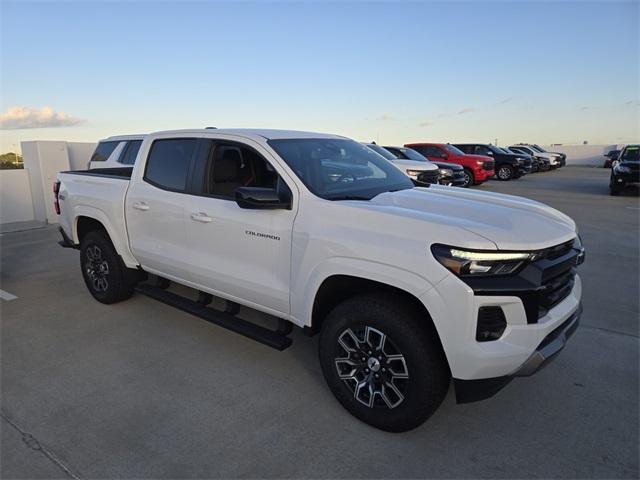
[191,212,213,223]
[133,201,149,211]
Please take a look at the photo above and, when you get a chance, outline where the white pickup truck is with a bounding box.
[55,128,585,432]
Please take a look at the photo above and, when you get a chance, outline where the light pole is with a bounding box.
[12,144,19,166]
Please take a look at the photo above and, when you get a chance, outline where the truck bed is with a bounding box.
[61,167,133,179]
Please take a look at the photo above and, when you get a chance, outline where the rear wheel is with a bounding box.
[319,293,450,432]
[497,165,514,180]
[461,168,474,188]
[80,230,138,304]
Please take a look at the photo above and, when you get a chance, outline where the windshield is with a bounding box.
[397,147,428,162]
[621,145,640,162]
[530,144,545,152]
[445,144,465,155]
[268,138,414,200]
[364,143,397,161]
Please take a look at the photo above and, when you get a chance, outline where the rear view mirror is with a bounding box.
[235,187,291,210]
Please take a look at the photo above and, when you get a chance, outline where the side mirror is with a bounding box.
[485,151,494,156]
[612,160,621,168]
[439,152,448,159]
[235,187,291,210]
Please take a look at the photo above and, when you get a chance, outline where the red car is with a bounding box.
[404,143,495,187]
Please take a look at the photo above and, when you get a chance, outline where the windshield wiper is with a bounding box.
[328,195,371,201]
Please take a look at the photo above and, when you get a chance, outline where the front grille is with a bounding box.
[464,238,581,324]
[483,161,495,171]
[417,170,440,184]
[538,268,576,317]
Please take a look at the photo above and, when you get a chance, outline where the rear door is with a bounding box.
[126,137,197,282]
[184,138,296,315]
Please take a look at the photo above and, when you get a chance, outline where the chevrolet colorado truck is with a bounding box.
[55,129,585,432]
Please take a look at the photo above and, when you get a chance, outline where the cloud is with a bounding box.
[497,97,513,104]
[458,107,475,115]
[579,106,591,110]
[376,112,394,121]
[0,106,85,130]
[419,120,434,127]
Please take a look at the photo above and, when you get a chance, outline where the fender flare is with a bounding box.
[293,257,439,328]
[72,206,138,268]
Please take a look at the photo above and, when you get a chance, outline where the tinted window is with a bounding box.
[269,138,412,201]
[202,143,280,199]
[365,144,397,160]
[90,141,119,163]
[621,146,639,162]
[119,140,142,165]
[144,138,196,191]
[399,148,428,162]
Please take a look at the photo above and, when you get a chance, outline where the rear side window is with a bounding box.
[119,140,142,165]
[144,138,197,191]
[90,141,119,163]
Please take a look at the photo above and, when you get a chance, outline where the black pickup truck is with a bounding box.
[454,143,532,181]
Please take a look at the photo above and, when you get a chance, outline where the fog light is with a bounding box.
[476,306,507,342]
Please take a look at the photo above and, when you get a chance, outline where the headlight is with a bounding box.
[615,165,632,174]
[516,157,525,164]
[439,168,453,176]
[431,244,535,276]
[405,169,422,178]
[476,160,484,165]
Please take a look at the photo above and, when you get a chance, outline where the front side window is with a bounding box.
[445,144,465,156]
[144,138,196,191]
[90,141,119,163]
[268,138,413,201]
[202,142,280,199]
[119,140,142,165]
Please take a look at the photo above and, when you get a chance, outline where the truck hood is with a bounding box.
[368,186,576,250]
[391,159,439,171]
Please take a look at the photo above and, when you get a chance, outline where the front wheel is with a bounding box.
[319,293,450,432]
[80,230,138,304]
[496,165,514,180]
[461,168,474,188]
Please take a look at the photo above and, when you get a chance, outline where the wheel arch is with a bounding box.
[307,273,449,366]
[72,208,138,268]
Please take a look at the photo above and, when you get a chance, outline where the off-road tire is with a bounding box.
[319,293,450,432]
[80,230,138,304]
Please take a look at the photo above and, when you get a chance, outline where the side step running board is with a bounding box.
[135,284,292,351]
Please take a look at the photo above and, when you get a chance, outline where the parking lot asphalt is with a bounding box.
[1,166,638,479]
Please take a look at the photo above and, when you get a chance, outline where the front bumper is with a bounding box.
[612,171,640,185]
[454,304,581,403]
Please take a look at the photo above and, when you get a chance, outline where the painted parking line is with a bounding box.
[0,289,18,301]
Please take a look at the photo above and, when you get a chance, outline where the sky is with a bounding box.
[1,0,638,152]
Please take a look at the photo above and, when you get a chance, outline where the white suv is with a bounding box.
[88,134,146,169]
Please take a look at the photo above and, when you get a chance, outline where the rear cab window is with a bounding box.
[143,138,197,191]
[90,141,120,163]
[119,140,143,165]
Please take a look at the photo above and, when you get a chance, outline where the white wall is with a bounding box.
[22,141,71,223]
[543,144,624,167]
[68,142,96,170]
[0,169,35,224]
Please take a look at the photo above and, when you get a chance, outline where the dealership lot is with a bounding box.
[1,167,638,478]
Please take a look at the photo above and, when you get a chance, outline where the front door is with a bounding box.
[185,140,295,315]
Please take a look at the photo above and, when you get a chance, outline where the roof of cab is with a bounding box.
[102,134,146,141]
[147,128,347,141]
